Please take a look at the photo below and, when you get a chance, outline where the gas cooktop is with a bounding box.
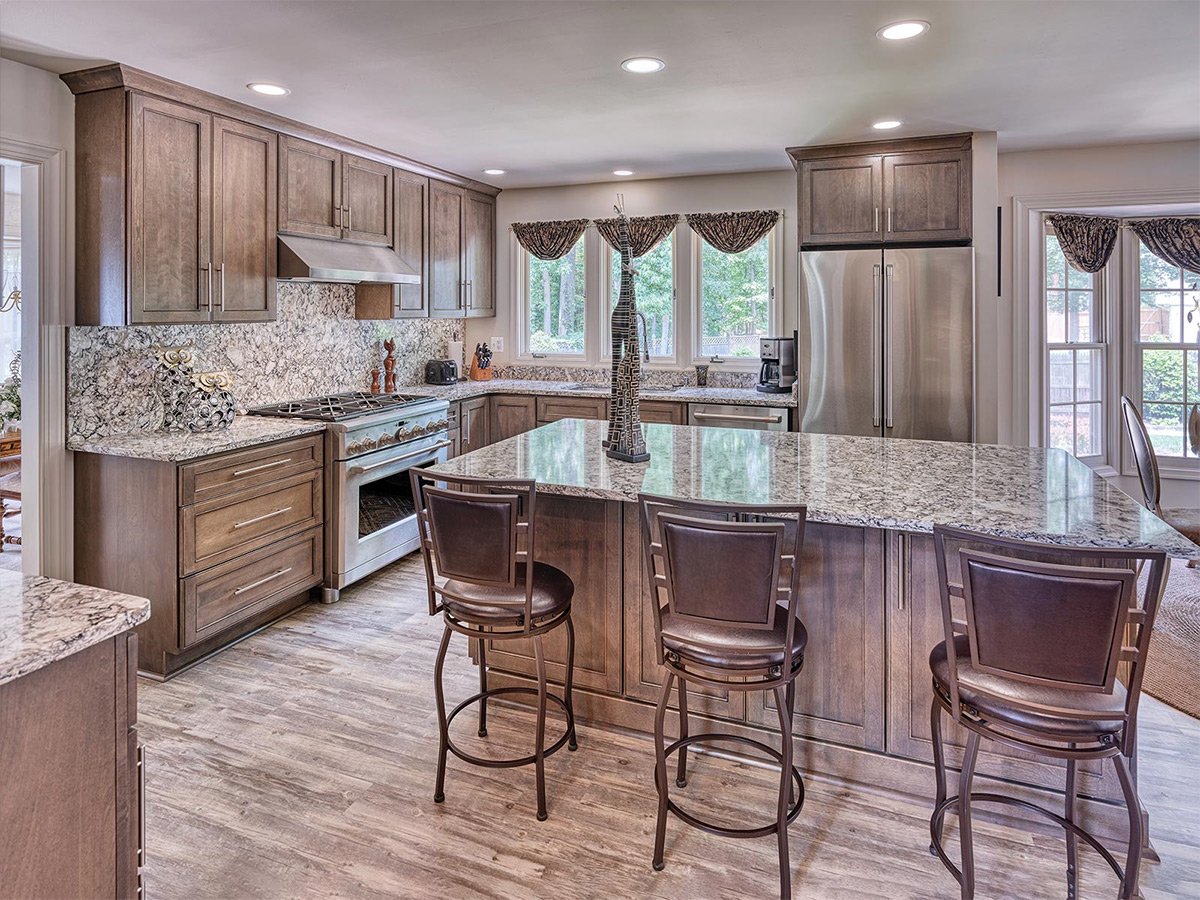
[247,391,433,422]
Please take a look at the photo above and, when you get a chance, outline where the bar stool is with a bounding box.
[928,524,1168,900]
[411,471,578,822]
[638,493,808,900]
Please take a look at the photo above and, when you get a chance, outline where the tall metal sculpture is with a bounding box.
[605,198,650,462]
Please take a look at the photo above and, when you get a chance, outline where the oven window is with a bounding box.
[358,470,418,539]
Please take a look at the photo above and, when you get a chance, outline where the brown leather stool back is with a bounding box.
[933,525,1167,753]
[412,471,538,629]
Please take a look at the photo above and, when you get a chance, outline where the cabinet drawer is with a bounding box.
[181,527,322,647]
[181,469,322,575]
[536,396,608,423]
[179,434,323,505]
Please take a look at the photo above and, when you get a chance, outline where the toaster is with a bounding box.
[424,359,459,385]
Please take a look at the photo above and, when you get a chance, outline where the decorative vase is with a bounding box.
[184,372,236,432]
[153,345,195,431]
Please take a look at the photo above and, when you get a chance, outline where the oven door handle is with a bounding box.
[348,440,452,475]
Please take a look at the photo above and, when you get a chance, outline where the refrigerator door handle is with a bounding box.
[884,263,895,429]
[872,264,882,428]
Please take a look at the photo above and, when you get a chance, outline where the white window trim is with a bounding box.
[689,216,784,371]
[512,227,592,364]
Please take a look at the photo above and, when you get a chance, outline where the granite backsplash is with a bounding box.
[67,282,463,441]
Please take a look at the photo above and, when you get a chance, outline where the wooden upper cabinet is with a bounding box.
[429,181,465,317]
[464,191,496,317]
[128,94,212,323]
[882,148,971,243]
[342,153,392,245]
[279,136,342,239]
[393,170,427,279]
[790,133,972,247]
[212,117,277,322]
[798,155,883,246]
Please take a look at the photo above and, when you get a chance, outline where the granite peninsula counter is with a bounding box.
[429,419,1197,842]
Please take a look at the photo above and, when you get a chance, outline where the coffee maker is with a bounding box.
[756,334,797,394]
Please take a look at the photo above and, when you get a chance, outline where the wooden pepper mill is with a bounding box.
[383,339,397,393]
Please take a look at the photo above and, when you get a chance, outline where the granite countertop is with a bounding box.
[67,416,329,462]
[0,571,151,686]
[402,378,797,408]
[430,418,1200,560]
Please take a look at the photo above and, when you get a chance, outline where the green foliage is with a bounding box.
[610,236,673,355]
[529,241,586,354]
[700,236,770,357]
[0,376,18,424]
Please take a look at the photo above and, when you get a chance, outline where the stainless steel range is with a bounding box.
[249,391,450,602]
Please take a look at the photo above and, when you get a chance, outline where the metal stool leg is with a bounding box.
[1114,753,1143,900]
[773,684,794,900]
[433,625,453,804]
[1065,754,1078,899]
[533,634,549,821]
[930,698,948,854]
[958,731,981,900]
[785,679,797,807]
[676,678,690,788]
[652,672,674,872]
[477,638,489,738]
[565,615,578,751]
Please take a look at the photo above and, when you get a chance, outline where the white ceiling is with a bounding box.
[2,1,1198,189]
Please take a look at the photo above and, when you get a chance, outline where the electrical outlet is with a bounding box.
[491,336,504,353]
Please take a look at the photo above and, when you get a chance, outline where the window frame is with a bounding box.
[689,219,783,371]
[600,225,680,367]
[515,228,590,362]
[1119,230,1200,477]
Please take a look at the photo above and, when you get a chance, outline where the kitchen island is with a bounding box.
[430,419,1198,840]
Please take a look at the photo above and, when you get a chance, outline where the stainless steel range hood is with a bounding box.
[277,234,421,284]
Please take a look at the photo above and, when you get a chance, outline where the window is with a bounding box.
[696,228,776,360]
[607,230,674,358]
[526,235,585,356]
[1133,239,1200,459]
[1043,226,1106,461]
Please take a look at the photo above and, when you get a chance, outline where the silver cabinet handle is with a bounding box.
[137,742,146,869]
[349,440,452,475]
[233,506,292,529]
[897,533,908,610]
[466,280,472,309]
[874,207,880,233]
[347,205,352,232]
[234,566,294,596]
[884,263,894,428]
[335,204,342,228]
[218,263,225,312]
[206,262,213,310]
[232,457,291,477]
[887,207,893,233]
[872,264,882,428]
[693,412,784,424]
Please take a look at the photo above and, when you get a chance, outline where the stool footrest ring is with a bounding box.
[930,791,1125,888]
[445,686,574,769]
[658,732,804,839]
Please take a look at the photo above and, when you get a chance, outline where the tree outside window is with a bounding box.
[609,233,674,357]
[699,232,772,358]
[528,237,585,355]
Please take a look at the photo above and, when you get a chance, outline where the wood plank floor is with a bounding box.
[139,555,1200,899]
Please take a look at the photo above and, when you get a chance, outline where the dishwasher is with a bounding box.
[687,403,790,431]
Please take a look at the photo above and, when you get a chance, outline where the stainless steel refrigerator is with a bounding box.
[799,247,974,441]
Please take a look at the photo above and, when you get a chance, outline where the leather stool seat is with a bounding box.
[443,562,574,625]
[661,605,808,671]
[930,635,1125,740]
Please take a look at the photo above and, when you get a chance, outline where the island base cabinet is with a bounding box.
[884,532,1119,804]
[484,497,623,694]
[0,632,141,899]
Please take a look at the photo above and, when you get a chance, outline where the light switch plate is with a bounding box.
[491,336,504,353]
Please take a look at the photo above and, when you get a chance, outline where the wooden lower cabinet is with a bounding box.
[458,396,491,454]
[490,394,537,441]
[536,395,608,424]
[0,632,141,898]
[639,399,686,424]
[74,435,325,678]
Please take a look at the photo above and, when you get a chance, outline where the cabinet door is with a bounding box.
[798,155,882,246]
[212,117,277,322]
[393,170,427,279]
[882,149,971,243]
[429,182,465,317]
[639,400,686,424]
[128,94,212,323]
[536,395,608,423]
[459,396,490,452]
[342,153,393,245]
[463,191,496,317]
[744,524,886,751]
[491,395,537,441]
[279,136,341,239]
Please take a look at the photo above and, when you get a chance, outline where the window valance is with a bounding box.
[593,214,678,258]
[685,210,780,254]
[1127,217,1200,274]
[511,218,589,260]
[1045,213,1120,274]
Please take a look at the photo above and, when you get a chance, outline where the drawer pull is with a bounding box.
[232,457,292,477]
[693,412,784,424]
[233,506,292,529]
[233,566,294,596]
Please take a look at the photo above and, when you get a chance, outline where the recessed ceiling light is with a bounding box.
[247,82,290,96]
[620,57,666,74]
[613,169,634,177]
[873,119,903,130]
[877,20,930,41]
[483,168,506,176]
